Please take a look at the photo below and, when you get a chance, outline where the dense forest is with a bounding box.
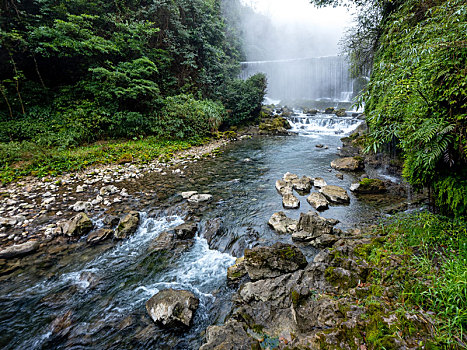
[0,0,265,155]
[312,0,467,217]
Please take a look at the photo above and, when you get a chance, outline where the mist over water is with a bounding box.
[229,0,355,104]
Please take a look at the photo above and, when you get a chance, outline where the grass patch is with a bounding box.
[367,212,467,348]
[0,136,208,183]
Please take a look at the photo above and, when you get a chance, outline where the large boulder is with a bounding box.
[227,256,247,282]
[115,211,140,239]
[244,243,307,280]
[63,213,93,237]
[307,192,329,211]
[0,240,40,259]
[293,211,336,237]
[268,212,298,234]
[292,211,340,248]
[282,193,300,209]
[200,320,258,350]
[351,178,387,194]
[331,157,364,171]
[319,185,350,204]
[145,289,199,328]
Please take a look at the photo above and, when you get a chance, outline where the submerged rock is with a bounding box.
[244,242,307,280]
[0,240,39,259]
[268,212,298,234]
[306,192,329,211]
[319,185,350,204]
[331,157,364,171]
[145,289,199,328]
[115,211,140,239]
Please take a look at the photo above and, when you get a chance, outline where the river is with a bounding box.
[0,111,404,349]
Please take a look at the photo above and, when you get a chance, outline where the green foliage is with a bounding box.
[221,73,267,126]
[362,0,467,216]
[0,136,203,183]
[368,212,467,347]
[156,94,226,139]
[0,0,248,148]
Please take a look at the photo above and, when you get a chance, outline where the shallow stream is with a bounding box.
[0,112,405,349]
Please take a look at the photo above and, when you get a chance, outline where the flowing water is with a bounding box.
[240,56,353,101]
[0,112,404,349]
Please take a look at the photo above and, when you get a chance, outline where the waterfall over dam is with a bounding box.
[240,56,353,103]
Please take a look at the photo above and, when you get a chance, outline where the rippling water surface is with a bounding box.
[0,113,402,349]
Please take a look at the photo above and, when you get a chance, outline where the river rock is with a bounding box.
[71,201,92,212]
[275,179,292,196]
[335,108,347,117]
[244,242,307,280]
[172,222,197,240]
[292,211,340,248]
[63,212,93,237]
[0,240,39,259]
[351,178,387,194]
[293,211,337,241]
[149,230,194,254]
[86,229,113,244]
[181,191,198,199]
[292,176,312,193]
[319,185,350,204]
[306,192,329,210]
[313,177,327,188]
[145,289,199,328]
[325,107,335,114]
[331,157,364,171]
[227,256,247,282]
[268,212,298,234]
[99,185,119,196]
[283,172,299,182]
[200,320,258,350]
[282,193,300,209]
[115,211,140,239]
[187,194,213,204]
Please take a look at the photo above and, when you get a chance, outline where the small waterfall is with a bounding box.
[287,111,363,137]
[240,56,353,102]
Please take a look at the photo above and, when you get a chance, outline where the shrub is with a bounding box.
[155,94,226,139]
[221,73,267,126]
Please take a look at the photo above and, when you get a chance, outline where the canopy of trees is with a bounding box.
[0,0,266,147]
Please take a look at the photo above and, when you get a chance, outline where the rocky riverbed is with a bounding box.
[0,109,429,349]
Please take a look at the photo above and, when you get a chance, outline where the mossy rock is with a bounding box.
[355,178,386,194]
